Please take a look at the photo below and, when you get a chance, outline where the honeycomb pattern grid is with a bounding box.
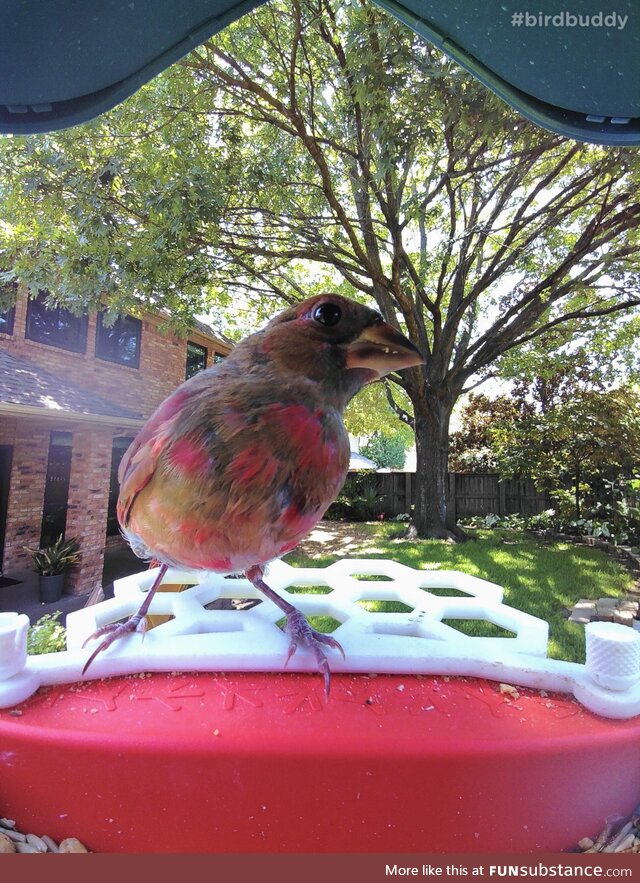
[64,558,550,665]
[3,560,640,718]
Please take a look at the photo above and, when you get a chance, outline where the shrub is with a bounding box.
[526,510,557,531]
[459,504,640,546]
[361,432,407,470]
[459,513,525,529]
[27,612,66,655]
[327,473,382,521]
[24,535,81,576]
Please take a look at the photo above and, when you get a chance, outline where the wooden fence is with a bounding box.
[375,472,549,519]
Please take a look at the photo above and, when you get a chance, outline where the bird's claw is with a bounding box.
[284,609,345,697]
[81,615,147,675]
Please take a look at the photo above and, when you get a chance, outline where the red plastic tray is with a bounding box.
[1,671,638,853]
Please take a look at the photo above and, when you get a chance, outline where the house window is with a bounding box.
[40,431,73,548]
[25,290,88,353]
[186,341,208,379]
[107,436,134,536]
[0,305,15,335]
[96,311,142,368]
[0,282,17,335]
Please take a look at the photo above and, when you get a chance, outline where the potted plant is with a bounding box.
[25,535,81,603]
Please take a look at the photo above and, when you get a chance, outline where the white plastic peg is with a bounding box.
[0,611,40,706]
[0,612,29,680]
[585,620,640,692]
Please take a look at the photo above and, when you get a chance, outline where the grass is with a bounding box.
[283,525,635,663]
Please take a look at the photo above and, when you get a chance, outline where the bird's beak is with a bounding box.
[345,322,425,377]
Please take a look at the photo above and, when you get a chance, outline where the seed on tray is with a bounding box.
[26,833,48,852]
[58,837,89,853]
[0,833,16,853]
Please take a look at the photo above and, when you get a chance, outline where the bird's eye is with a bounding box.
[313,303,342,327]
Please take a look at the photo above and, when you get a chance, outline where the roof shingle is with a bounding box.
[0,349,142,422]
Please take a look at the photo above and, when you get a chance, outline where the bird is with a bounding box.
[83,294,424,693]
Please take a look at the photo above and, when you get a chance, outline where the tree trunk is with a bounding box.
[409,391,465,540]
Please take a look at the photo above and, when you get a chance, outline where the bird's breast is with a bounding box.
[260,402,348,473]
[122,399,349,573]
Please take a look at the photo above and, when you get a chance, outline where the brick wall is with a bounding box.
[2,291,229,418]
[65,429,114,595]
[0,417,49,572]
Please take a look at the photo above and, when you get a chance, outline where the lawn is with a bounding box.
[283,524,634,664]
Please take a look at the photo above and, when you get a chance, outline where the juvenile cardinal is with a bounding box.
[83,294,424,692]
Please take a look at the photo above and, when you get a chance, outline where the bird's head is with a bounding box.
[254,294,424,407]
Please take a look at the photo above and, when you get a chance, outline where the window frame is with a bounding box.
[0,304,15,335]
[95,310,142,369]
[106,435,135,536]
[185,340,208,380]
[25,290,88,354]
[0,282,18,335]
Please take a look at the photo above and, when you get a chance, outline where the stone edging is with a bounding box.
[526,529,640,625]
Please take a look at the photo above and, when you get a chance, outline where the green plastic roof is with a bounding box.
[0,0,638,144]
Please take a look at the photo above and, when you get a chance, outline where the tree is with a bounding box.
[361,431,407,470]
[497,321,640,410]
[343,381,414,439]
[448,394,526,473]
[2,0,640,537]
[492,386,640,519]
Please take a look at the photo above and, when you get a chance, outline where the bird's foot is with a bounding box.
[283,608,345,697]
[81,614,147,675]
[245,565,345,697]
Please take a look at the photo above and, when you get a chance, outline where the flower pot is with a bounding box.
[38,573,66,604]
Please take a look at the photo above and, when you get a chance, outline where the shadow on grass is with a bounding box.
[284,526,633,663]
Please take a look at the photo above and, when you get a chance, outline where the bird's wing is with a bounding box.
[117,388,194,527]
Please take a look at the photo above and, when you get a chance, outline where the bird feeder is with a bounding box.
[1,559,639,852]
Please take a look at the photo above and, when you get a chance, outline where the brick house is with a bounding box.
[0,287,232,595]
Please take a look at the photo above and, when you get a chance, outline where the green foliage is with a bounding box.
[459,482,640,545]
[24,535,81,576]
[497,317,640,392]
[452,374,640,533]
[461,513,529,531]
[361,431,407,469]
[27,612,67,655]
[449,394,525,472]
[343,382,415,439]
[492,386,640,518]
[1,0,639,537]
[328,473,382,521]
